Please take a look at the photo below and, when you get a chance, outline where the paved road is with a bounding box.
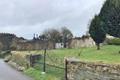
[0,59,32,80]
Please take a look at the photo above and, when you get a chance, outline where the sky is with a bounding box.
[0,0,105,39]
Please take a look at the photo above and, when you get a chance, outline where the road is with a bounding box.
[0,59,32,80]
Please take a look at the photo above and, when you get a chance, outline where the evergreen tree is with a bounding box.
[89,16,106,50]
[99,0,120,37]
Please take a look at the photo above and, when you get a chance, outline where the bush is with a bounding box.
[4,55,12,62]
[0,50,11,58]
[107,38,120,45]
[11,51,29,68]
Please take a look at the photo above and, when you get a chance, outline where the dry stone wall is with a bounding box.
[67,60,120,80]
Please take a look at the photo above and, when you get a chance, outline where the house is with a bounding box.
[55,43,64,49]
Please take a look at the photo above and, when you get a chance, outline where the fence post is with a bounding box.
[65,59,68,80]
[30,54,33,67]
[43,48,46,73]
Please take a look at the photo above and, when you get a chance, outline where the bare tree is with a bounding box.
[61,27,73,48]
[41,28,60,48]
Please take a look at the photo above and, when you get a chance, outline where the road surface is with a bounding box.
[0,59,32,80]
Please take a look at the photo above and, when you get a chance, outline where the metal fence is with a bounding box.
[29,49,68,80]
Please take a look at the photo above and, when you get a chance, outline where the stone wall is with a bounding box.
[68,37,95,48]
[67,59,120,80]
[16,40,54,50]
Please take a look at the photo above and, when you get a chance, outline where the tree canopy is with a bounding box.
[61,27,73,48]
[89,0,120,50]
[39,27,73,48]
[99,0,120,37]
[89,16,106,50]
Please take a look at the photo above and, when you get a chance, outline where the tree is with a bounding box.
[41,28,60,48]
[99,0,120,38]
[0,33,16,50]
[39,34,47,41]
[0,42,3,50]
[89,16,106,50]
[61,27,73,48]
[98,0,120,53]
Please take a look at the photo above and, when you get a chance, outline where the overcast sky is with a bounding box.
[0,0,105,39]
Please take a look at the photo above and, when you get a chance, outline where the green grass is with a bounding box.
[24,68,60,80]
[15,45,120,80]
[49,45,120,63]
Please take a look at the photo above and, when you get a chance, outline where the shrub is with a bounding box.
[107,38,120,45]
[11,51,29,68]
[4,55,12,62]
[0,50,11,58]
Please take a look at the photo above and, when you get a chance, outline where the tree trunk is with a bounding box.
[53,41,56,49]
[96,43,100,50]
[64,42,66,48]
[119,51,120,54]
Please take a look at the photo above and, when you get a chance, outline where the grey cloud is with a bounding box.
[0,0,105,39]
